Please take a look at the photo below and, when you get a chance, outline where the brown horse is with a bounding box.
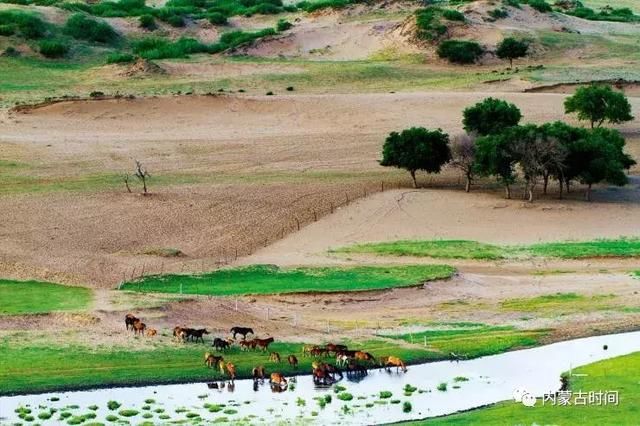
[287,355,298,369]
[383,356,407,373]
[325,343,348,355]
[270,372,287,387]
[269,352,281,363]
[252,365,266,380]
[125,314,138,331]
[302,345,319,357]
[354,351,376,364]
[173,326,186,342]
[204,352,224,369]
[310,347,326,357]
[190,328,210,343]
[146,328,157,337]
[255,337,274,352]
[226,362,237,381]
[133,320,146,336]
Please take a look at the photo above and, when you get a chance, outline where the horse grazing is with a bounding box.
[310,347,327,357]
[255,337,274,352]
[302,345,319,357]
[269,352,281,363]
[230,326,254,340]
[146,328,157,337]
[346,359,368,376]
[133,320,146,336]
[252,365,266,381]
[354,351,376,364]
[204,352,224,369]
[325,343,348,355]
[287,355,298,369]
[212,338,230,351]
[383,356,407,373]
[270,372,287,387]
[125,314,139,331]
[190,328,210,343]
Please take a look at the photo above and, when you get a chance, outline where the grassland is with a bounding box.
[380,324,550,359]
[404,351,640,425]
[119,264,455,296]
[0,279,92,315]
[336,238,640,260]
[500,292,617,315]
[0,338,435,395]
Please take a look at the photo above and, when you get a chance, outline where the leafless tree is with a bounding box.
[513,135,566,202]
[450,134,476,193]
[134,160,150,195]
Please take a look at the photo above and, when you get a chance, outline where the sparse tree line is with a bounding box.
[381,85,635,201]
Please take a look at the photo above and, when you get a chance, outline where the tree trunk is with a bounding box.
[509,58,513,68]
[528,185,534,203]
[585,184,592,202]
[410,170,417,188]
[543,172,549,195]
[465,178,471,193]
[558,179,563,200]
[566,180,571,193]
[505,184,511,199]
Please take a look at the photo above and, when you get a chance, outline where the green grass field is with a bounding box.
[500,292,617,315]
[381,324,550,359]
[0,338,435,395]
[336,238,640,260]
[119,264,455,296]
[0,279,92,315]
[403,351,640,425]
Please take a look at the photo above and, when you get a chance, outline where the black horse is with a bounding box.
[230,326,254,340]
[212,337,230,351]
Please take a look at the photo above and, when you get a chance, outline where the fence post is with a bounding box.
[235,298,238,311]
[313,210,317,221]
[381,181,384,192]
[295,217,300,231]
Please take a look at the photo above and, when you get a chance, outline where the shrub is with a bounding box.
[107,401,121,410]
[337,392,353,401]
[139,14,156,29]
[415,7,447,40]
[286,86,294,91]
[526,0,551,13]
[276,18,292,31]
[437,39,483,64]
[38,411,53,420]
[379,391,393,399]
[133,36,209,59]
[166,14,184,26]
[118,409,139,417]
[217,28,276,49]
[105,414,118,422]
[437,382,448,391]
[489,8,508,19]
[403,401,412,412]
[106,52,136,63]
[0,10,47,39]
[39,39,68,58]
[208,11,227,25]
[299,0,349,13]
[64,14,118,43]
[266,91,274,95]
[442,9,465,21]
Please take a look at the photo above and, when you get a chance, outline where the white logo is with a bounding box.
[514,388,537,407]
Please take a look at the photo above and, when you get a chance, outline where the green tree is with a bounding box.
[496,37,528,68]
[437,40,484,64]
[474,130,518,198]
[463,97,522,136]
[564,85,634,128]
[381,127,451,188]
[570,128,635,201]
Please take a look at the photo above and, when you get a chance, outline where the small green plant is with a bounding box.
[105,414,118,422]
[64,13,118,43]
[139,14,156,29]
[454,376,469,382]
[526,0,551,13]
[403,401,412,413]
[437,39,484,64]
[437,382,448,391]
[379,391,393,399]
[276,18,292,31]
[107,401,121,411]
[39,40,68,58]
[38,411,53,420]
[489,8,508,19]
[118,409,139,417]
[442,9,465,21]
[337,392,354,401]
[208,12,228,25]
[107,52,136,64]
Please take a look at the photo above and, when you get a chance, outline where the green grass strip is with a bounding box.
[0,279,92,315]
[120,264,455,296]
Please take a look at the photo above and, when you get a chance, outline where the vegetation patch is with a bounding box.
[120,264,455,296]
[501,292,617,314]
[0,279,92,315]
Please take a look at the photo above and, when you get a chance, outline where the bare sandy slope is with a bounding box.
[241,188,640,266]
[1,92,638,287]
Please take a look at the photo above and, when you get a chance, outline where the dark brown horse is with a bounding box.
[190,328,210,343]
[325,343,348,355]
[252,365,266,381]
[125,314,138,331]
[132,320,146,336]
[212,338,230,351]
[255,337,274,351]
[230,326,254,340]
[287,355,298,369]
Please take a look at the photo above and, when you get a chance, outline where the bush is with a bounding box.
[442,9,465,21]
[39,39,68,58]
[107,401,121,411]
[139,14,156,29]
[526,0,551,12]
[437,39,483,64]
[0,10,47,39]
[165,14,184,26]
[415,7,447,40]
[133,36,209,59]
[337,392,353,401]
[379,391,393,399]
[276,18,292,31]
[299,0,349,13]
[437,382,448,391]
[403,401,412,412]
[489,8,508,19]
[207,11,227,25]
[64,14,118,43]
[118,409,139,417]
[107,52,136,63]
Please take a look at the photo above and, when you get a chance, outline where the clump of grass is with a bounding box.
[63,14,118,43]
[454,376,469,382]
[403,401,412,412]
[107,52,136,64]
[105,414,118,422]
[107,401,121,411]
[437,382,448,391]
[38,411,53,420]
[337,392,353,401]
[38,40,69,58]
[379,391,393,399]
[118,409,139,417]
[223,408,237,415]
[0,10,48,39]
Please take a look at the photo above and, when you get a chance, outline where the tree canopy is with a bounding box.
[463,97,522,136]
[496,37,528,67]
[380,127,451,188]
[564,85,634,128]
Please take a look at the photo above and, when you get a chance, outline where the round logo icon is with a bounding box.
[513,387,527,402]
[521,392,537,407]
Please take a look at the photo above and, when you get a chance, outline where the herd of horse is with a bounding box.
[124,314,408,390]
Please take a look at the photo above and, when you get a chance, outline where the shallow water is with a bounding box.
[2,331,640,425]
